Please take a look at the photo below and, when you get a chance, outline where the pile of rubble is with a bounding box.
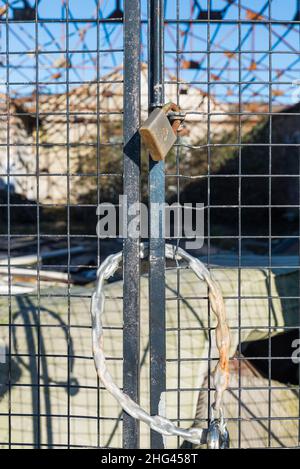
[0,65,270,204]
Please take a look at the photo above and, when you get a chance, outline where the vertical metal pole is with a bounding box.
[148,0,166,449]
[123,0,141,449]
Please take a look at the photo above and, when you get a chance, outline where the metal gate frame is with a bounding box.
[123,0,166,449]
[1,0,300,450]
[123,0,141,450]
[121,0,300,449]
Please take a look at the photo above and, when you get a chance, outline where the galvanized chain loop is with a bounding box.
[91,243,230,446]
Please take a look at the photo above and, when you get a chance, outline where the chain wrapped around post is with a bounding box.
[91,243,231,447]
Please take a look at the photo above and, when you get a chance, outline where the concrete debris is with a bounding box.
[0,65,275,204]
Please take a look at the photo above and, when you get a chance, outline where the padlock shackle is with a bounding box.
[163,102,184,135]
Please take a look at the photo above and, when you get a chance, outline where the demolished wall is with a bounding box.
[0,65,270,204]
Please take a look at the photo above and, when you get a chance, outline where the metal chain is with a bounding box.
[91,243,231,446]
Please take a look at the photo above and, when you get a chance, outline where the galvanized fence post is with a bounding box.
[123,0,141,449]
[148,0,166,449]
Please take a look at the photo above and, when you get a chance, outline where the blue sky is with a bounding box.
[0,0,299,105]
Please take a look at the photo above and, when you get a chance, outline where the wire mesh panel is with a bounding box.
[0,0,127,449]
[162,0,300,449]
[0,0,300,450]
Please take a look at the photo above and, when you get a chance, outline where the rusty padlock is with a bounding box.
[139,103,184,161]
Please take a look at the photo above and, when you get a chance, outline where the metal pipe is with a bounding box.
[148,0,166,449]
[123,0,141,449]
